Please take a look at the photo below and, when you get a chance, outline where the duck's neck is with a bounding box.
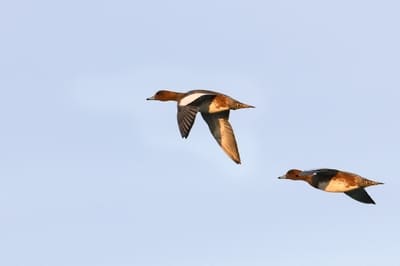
[162,90,185,101]
[290,175,313,184]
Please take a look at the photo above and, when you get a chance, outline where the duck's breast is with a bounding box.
[320,177,359,192]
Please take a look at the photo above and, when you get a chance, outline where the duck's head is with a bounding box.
[147,90,181,101]
[278,169,303,180]
[147,90,170,101]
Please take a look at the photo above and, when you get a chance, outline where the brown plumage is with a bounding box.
[278,168,383,204]
[147,89,254,164]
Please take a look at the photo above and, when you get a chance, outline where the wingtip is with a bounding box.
[231,153,241,164]
[367,199,376,205]
[180,132,189,139]
[226,151,241,164]
[365,198,376,205]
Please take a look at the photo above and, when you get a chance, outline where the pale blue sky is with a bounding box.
[1,0,399,265]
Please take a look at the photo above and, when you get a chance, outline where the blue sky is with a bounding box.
[1,0,399,265]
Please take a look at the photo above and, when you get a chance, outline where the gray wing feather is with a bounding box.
[177,105,199,138]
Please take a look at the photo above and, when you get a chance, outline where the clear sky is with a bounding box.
[1,0,399,265]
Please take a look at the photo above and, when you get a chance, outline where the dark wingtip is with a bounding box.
[368,198,376,205]
[233,155,241,164]
[367,198,376,205]
[180,132,189,139]
[231,157,241,164]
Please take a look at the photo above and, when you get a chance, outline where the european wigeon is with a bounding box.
[147,89,254,164]
[278,168,383,204]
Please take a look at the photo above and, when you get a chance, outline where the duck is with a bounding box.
[278,168,383,204]
[146,89,254,164]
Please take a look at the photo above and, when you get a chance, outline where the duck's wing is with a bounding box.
[301,168,338,177]
[300,169,338,188]
[201,111,241,164]
[177,105,199,138]
[344,188,376,204]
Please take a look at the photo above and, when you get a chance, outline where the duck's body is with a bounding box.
[278,168,383,204]
[147,89,254,164]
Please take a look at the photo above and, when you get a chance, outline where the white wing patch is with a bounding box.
[179,92,211,106]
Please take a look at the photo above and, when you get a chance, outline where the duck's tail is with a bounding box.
[362,179,384,187]
[234,101,255,110]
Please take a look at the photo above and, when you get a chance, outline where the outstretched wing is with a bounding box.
[201,111,241,164]
[177,92,217,138]
[177,105,199,138]
[345,188,376,204]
